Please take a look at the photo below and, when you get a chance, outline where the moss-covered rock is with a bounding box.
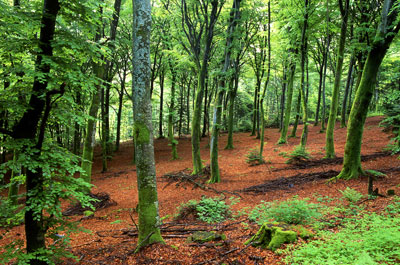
[186,231,226,243]
[245,223,297,251]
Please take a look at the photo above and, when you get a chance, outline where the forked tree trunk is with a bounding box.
[325,0,350,158]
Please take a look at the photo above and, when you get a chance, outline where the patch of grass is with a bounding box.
[249,196,322,225]
[282,213,400,264]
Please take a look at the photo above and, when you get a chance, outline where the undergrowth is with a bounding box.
[249,196,322,225]
[245,148,265,166]
[175,196,239,223]
[286,146,311,164]
[282,213,400,264]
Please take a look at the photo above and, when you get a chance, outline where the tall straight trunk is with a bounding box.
[81,4,105,185]
[298,0,309,149]
[132,0,164,250]
[259,0,271,162]
[168,67,178,159]
[290,93,301,138]
[341,54,355,127]
[178,77,184,137]
[250,83,259,136]
[314,58,324,126]
[159,70,165,138]
[101,86,107,172]
[320,0,331,132]
[225,73,239,149]
[73,91,81,154]
[186,77,191,135]
[8,150,20,205]
[279,65,287,132]
[209,0,240,183]
[202,74,208,138]
[337,0,399,180]
[115,71,126,151]
[81,65,104,184]
[190,1,220,175]
[277,60,296,144]
[325,0,350,158]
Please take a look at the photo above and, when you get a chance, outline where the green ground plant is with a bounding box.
[175,196,239,224]
[249,197,322,225]
[282,213,400,264]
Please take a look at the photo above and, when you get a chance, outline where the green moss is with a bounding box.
[245,223,297,251]
[292,225,315,239]
[133,121,151,145]
[187,231,226,243]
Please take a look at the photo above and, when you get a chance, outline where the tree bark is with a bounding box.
[336,0,400,179]
[132,0,164,250]
[325,0,350,158]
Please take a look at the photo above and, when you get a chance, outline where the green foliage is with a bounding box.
[0,198,23,227]
[175,196,238,224]
[286,146,311,164]
[249,197,322,225]
[245,148,265,165]
[283,213,400,265]
[386,196,400,215]
[381,90,400,156]
[340,187,364,204]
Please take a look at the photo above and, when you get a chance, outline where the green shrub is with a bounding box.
[245,148,265,166]
[249,197,322,225]
[175,196,238,223]
[286,146,311,164]
[340,187,363,204]
[386,196,400,215]
[283,213,400,264]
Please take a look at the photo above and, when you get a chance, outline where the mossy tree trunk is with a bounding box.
[337,0,400,180]
[132,0,164,250]
[209,0,241,183]
[325,0,350,158]
[290,93,301,138]
[298,0,309,149]
[182,0,221,175]
[168,66,178,160]
[341,53,355,128]
[259,1,271,162]
[277,59,296,144]
[225,72,239,150]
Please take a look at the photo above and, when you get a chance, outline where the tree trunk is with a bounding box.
[225,73,239,149]
[259,0,271,162]
[159,70,165,138]
[277,60,296,144]
[132,0,164,250]
[11,0,61,262]
[209,0,241,183]
[168,67,178,160]
[336,0,399,179]
[290,93,301,138]
[341,54,355,127]
[325,0,349,158]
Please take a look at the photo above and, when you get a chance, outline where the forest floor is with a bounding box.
[2,116,400,264]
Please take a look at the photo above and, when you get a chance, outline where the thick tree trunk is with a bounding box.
[132,0,164,250]
[337,0,399,179]
[325,0,349,158]
[10,0,61,263]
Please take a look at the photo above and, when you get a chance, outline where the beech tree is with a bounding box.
[132,0,164,250]
[337,0,400,180]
